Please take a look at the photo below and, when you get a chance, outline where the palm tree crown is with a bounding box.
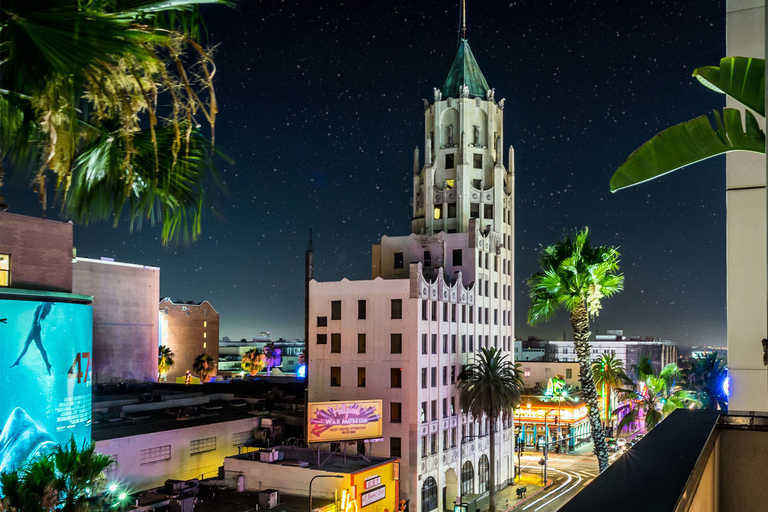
[158,345,175,380]
[193,352,216,383]
[592,353,632,422]
[457,348,523,512]
[527,228,624,473]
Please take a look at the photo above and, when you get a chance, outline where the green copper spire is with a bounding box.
[441,39,489,99]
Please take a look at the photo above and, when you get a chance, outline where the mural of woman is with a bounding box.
[10,302,53,375]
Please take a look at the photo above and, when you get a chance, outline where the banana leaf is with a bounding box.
[694,57,765,117]
[610,108,765,192]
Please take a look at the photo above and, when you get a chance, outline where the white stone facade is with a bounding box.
[309,45,516,512]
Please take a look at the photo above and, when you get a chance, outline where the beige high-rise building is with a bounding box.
[309,37,516,512]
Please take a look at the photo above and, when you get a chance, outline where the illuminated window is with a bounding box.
[203,343,207,349]
[204,321,207,328]
[204,332,207,338]
[421,402,427,423]
[446,179,455,189]
[140,445,171,465]
[434,205,443,220]
[190,437,216,455]
[0,254,10,286]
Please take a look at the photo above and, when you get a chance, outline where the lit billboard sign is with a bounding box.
[308,400,382,443]
[0,299,92,475]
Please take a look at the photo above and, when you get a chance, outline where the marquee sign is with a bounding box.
[308,400,383,443]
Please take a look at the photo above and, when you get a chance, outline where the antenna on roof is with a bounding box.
[457,0,467,47]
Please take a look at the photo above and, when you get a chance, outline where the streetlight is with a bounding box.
[309,474,343,512]
[457,432,489,509]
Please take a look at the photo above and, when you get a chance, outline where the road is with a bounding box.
[515,437,640,512]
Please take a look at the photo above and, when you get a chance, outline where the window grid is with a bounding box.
[190,437,216,455]
[140,445,171,465]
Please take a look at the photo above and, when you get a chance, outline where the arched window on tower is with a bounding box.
[461,461,474,496]
[478,454,490,494]
[422,476,438,512]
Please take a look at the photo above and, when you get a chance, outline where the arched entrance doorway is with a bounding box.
[422,476,438,512]
[444,468,458,511]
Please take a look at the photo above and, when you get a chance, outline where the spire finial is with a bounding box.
[307,228,314,251]
[457,0,467,47]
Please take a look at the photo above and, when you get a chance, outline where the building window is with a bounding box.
[461,335,466,353]
[453,249,462,266]
[443,430,449,451]
[443,334,448,354]
[442,366,447,386]
[469,335,474,352]
[445,153,455,169]
[331,301,342,320]
[190,437,216,455]
[431,400,437,421]
[421,402,427,423]
[140,445,171,465]
[331,333,341,353]
[451,304,457,322]
[422,334,427,354]
[421,368,427,389]
[485,308,490,325]
[478,454,490,493]
[422,477,438,512]
[317,316,327,327]
[442,398,447,418]
[391,299,403,319]
[448,203,457,218]
[394,252,404,269]
[484,204,493,219]
[391,368,402,388]
[431,301,437,321]
[469,306,474,323]
[390,437,402,458]
[317,334,327,345]
[430,432,438,453]
[421,436,428,457]
[391,402,402,423]
[451,396,456,416]
[494,309,498,325]
[431,367,437,388]
[358,333,366,353]
[452,427,457,447]
[451,365,456,384]
[434,205,443,220]
[232,431,251,446]
[0,254,9,287]
[357,367,366,387]
[431,334,437,354]
[470,203,479,218]
[330,367,341,386]
[358,300,367,320]
[451,334,457,353]
[494,282,498,298]
[422,300,428,320]
[391,333,402,354]
[443,302,448,320]
[461,461,474,496]
[566,368,572,379]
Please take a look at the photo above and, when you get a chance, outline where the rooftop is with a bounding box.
[441,39,489,99]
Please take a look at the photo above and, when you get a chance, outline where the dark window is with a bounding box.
[442,366,447,386]
[494,256,499,272]
[470,203,479,219]
[469,335,474,352]
[357,367,366,387]
[461,335,466,353]
[443,302,448,320]
[391,368,402,388]
[451,304,457,322]
[451,334,457,353]
[431,367,437,387]
[566,368,573,379]
[446,153,455,169]
[421,402,427,423]
[485,307,490,325]
[442,334,448,354]
[484,204,493,219]
[391,333,402,354]
[394,252,404,269]
[317,334,327,345]
[358,333,366,353]
[469,306,474,323]
[462,305,466,323]
[317,316,328,327]
[494,283,498,298]
[422,477,438,512]
[391,299,403,319]
[494,309,498,325]
[431,301,437,321]
[331,301,342,320]
[478,455,490,493]
[391,403,402,423]
[461,461,474,496]
[443,430,449,451]
[331,333,341,353]
[422,334,427,354]
[424,250,432,267]
[358,300,366,320]
[431,334,437,354]
[473,154,482,168]
[421,368,427,389]
[431,400,437,421]
[442,398,447,418]
[448,203,457,218]
[453,249,463,266]
[390,437,402,458]
[422,300,428,320]
[330,367,341,386]
[485,280,489,297]
[451,365,456,384]
[473,179,482,189]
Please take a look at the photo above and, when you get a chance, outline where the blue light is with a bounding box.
[297,365,306,378]
[722,375,730,397]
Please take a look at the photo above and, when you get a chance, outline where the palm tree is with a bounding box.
[158,346,175,382]
[683,352,728,411]
[241,348,264,376]
[193,352,216,383]
[527,228,624,473]
[616,361,694,433]
[457,348,523,512]
[0,0,231,244]
[592,354,632,432]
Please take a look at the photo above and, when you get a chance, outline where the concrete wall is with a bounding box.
[159,299,220,382]
[0,212,73,292]
[717,429,768,512]
[72,258,159,384]
[96,416,260,490]
[725,0,767,412]
[224,456,346,498]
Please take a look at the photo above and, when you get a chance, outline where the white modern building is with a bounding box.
[309,38,516,512]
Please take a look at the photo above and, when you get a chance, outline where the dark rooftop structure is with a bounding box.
[441,39,489,99]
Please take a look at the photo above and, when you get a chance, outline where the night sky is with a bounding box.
[5,0,728,345]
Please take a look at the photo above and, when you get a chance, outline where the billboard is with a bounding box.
[308,400,382,443]
[0,299,92,475]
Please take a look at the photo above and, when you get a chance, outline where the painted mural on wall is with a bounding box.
[0,299,92,475]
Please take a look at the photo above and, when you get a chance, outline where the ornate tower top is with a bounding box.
[441,39,490,99]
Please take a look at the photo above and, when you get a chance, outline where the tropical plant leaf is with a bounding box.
[611,108,765,192]
[694,57,765,117]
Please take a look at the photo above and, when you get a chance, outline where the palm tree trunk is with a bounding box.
[570,302,610,473]
[488,418,496,512]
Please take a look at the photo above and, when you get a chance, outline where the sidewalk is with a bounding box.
[471,469,551,512]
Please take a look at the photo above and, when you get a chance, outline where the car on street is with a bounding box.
[606,438,619,452]
[616,438,627,449]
